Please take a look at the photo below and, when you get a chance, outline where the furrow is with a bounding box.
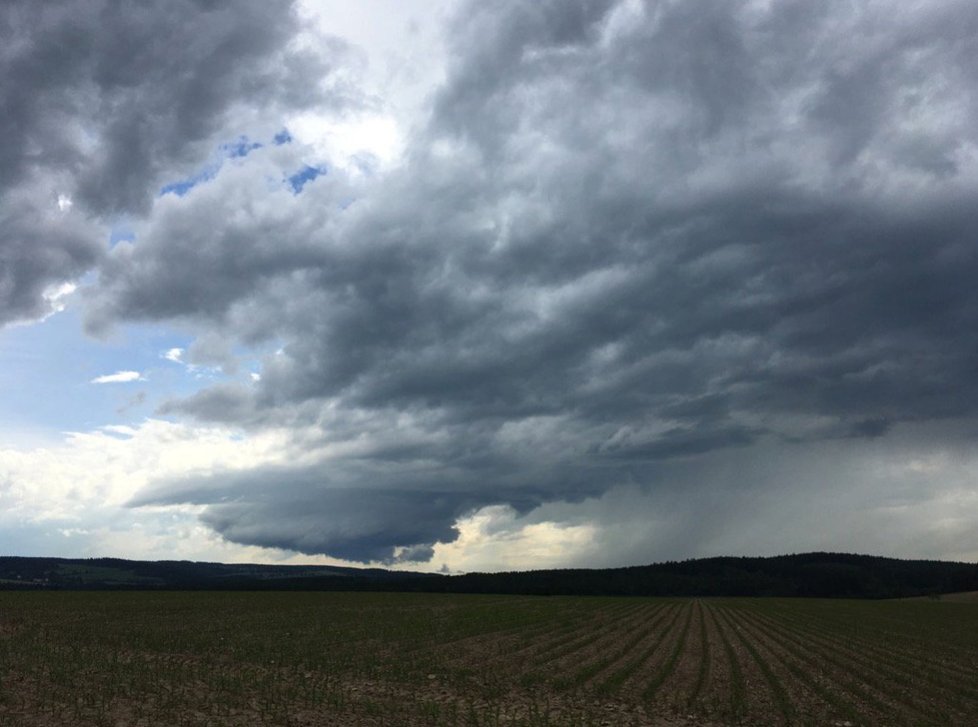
[559,603,675,693]
[686,600,710,709]
[592,603,684,698]
[721,605,871,726]
[687,599,734,721]
[725,604,951,724]
[531,602,668,687]
[789,604,978,660]
[706,601,747,722]
[644,599,712,715]
[451,599,636,669]
[714,604,786,724]
[640,600,695,702]
[712,605,795,725]
[751,605,978,712]
[522,601,648,670]
[756,606,978,700]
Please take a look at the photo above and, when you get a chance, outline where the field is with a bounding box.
[1,592,976,726]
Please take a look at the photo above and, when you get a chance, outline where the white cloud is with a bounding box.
[0,420,265,519]
[289,112,404,171]
[90,370,144,384]
[430,505,598,573]
[290,0,451,174]
[37,281,77,320]
[162,347,184,363]
[0,418,330,564]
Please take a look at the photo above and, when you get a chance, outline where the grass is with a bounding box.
[0,591,976,725]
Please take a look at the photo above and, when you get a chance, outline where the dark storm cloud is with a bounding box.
[113,1,978,562]
[131,466,468,563]
[0,0,348,326]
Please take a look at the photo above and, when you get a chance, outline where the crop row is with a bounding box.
[1,591,976,725]
[432,597,978,724]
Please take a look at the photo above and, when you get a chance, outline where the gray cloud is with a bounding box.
[495,420,978,570]
[1,188,102,324]
[92,1,978,562]
[0,0,350,327]
[132,464,468,564]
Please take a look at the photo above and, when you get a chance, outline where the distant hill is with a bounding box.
[435,553,978,599]
[1,552,976,599]
[0,556,422,590]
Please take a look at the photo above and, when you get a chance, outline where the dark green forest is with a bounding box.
[2,552,976,599]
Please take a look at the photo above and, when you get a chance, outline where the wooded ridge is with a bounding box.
[2,552,976,598]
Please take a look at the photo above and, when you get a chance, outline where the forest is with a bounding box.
[2,552,976,599]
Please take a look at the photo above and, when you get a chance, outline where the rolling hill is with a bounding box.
[2,552,977,599]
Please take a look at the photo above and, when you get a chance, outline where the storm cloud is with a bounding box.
[0,0,350,326]
[66,1,978,562]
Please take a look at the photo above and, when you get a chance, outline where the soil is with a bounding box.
[2,595,977,726]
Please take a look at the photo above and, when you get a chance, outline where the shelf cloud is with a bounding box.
[5,0,978,566]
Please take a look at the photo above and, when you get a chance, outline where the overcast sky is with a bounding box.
[2,0,978,572]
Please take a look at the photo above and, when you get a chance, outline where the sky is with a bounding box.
[2,0,978,573]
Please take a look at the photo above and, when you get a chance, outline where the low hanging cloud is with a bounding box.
[69,0,978,563]
[131,465,468,564]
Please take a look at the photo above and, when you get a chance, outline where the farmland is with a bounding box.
[0,592,976,725]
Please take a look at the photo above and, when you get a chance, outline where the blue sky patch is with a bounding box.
[109,227,136,248]
[0,309,197,435]
[160,167,217,197]
[222,136,262,158]
[273,129,293,145]
[288,165,326,194]
[159,134,272,197]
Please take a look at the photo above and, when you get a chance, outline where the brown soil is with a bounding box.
[597,602,686,702]
[736,606,973,724]
[708,605,787,723]
[719,604,873,725]
[4,596,978,726]
[650,600,707,711]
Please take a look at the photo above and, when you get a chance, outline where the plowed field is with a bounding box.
[1,591,976,725]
